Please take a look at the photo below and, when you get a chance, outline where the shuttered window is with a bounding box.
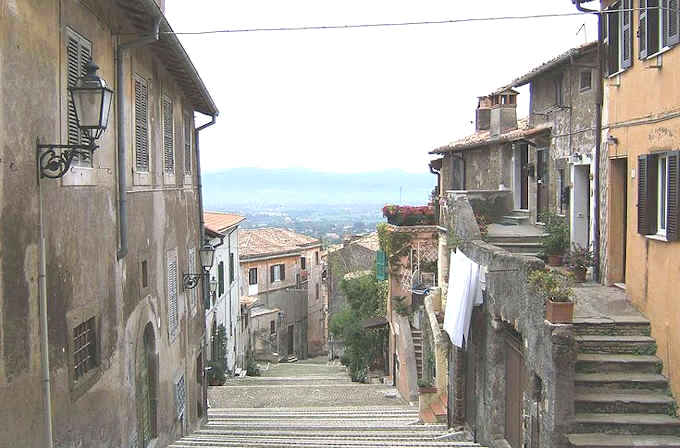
[640,0,680,59]
[606,1,633,74]
[184,115,192,174]
[66,28,92,167]
[638,151,680,240]
[134,76,149,172]
[270,264,285,282]
[229,253,234,285]
[248,268,258,285]
[162,96,174,173]
[218,261,224,297]
[188,248,197,316]
[167,250,179,341]
[175,375,186,419]
[666,0,680,46]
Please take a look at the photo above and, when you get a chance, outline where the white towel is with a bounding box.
[443,249,483,348]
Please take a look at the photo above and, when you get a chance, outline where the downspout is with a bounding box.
[224,227,237,373]
[574,0,603,282]
[429,162,441,225]
[116,17,161,260]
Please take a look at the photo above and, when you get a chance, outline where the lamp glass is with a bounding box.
[199,243,215,270]
[209,278,218,294]
[69,59,113,141]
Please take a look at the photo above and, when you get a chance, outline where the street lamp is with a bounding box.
[37,58,114,179]
[183,242,216,290]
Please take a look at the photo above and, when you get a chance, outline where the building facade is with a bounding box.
[204,212,245,374]
[0,1,218,447]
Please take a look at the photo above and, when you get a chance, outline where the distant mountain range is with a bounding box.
[202,168,435,208]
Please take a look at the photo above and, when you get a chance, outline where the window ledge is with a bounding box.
[646,45,673,61]
[61,166,96,186]
[645,234,668,242]
[133,171,152,186]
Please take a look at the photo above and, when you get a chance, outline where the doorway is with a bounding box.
[609,158,628,285]
[536,149,549,220]
[514,144,529,210]
[505,335,526,448]
[571,164,591,248]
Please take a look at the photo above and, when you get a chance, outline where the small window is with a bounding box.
[167,250,178,341]
[270,320,276,335]
[162,96,174,173]
[65,28,93,168]
[175,375,186,419]
[270,264,285,282]
[184,114,192,175]
[579,70,592,92]
[301,257,306,270]
[315,283,319,301]
[218,261,225,296]
[229,253,234,285]
[638,151,679,240]
[315,251,319,265]
[141,259,149,288]
[73,317,97,380]
[249,268,258,285]
[606,0,633,75]
[134,76,150,172]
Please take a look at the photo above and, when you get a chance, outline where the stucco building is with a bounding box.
[0,0,218,447]
[204,212,246,374]
[238,228,323,360]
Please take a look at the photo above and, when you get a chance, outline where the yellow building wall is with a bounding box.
[603,0,680,399]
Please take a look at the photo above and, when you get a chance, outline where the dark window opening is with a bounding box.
[270,320,276,335]
[580,70,592,91]
[248,268,257,285]
[141,260,148,288]
[73,317,97,380]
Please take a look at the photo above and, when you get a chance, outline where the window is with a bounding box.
[141,259,149,289]
[315,283,319,301]
[73,317,97,380]
[175,375,186,419]
[167,250,178,341]
[270,263,285,282]
[639,0,680,59]
[134,76,150,172]
[638,151,679,240]
[188,248,197,315]
[606,0,633,75]
[270,320,276,335]
[580,70,592,92]
[249,268,258,285]
[65,28,92,167]
[184,114,192,174]
[229,253,234,286]
[301,257,306,270]
[162,96,174,173]
[315,251,319,265]
[218,261,225,297]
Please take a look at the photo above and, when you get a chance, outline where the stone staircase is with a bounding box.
[485,216,545,257]
[412,328,424,379]
[567,316,680,448]
[169,406,485,447]
[499,209,531,226]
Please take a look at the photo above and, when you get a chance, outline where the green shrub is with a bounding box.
[528,269,574,303]
[246,358,260,376]
[207,360,226,385]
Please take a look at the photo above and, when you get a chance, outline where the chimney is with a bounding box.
[489,89,518,137]
[475,96,492,131]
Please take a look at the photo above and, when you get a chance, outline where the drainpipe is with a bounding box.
[574,0,603,282]
[116,17,161,260]
[195,115,217,308]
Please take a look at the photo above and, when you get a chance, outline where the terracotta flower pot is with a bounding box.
[547,255,563,266]
[545,300,574,323]
[570,267,587,283]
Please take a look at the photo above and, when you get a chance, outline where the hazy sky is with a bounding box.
[165,1,597,174]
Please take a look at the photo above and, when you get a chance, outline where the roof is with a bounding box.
[505,41,598,89]
[430,118,552,154]
[353,233,380,252]
[343,270,372,281]
[239,228,321,259]
[250,306,280,318]
[204,212,246,235]
[239,296,258,309]
[116,0,218,116]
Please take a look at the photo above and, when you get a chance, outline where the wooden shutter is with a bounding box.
[229,253,234,285]
[649,0,661,54]
[667,151,680,241]
[622,0,633,69]
[167,250,178,340]
[218,261,224,296]
[135,77,149,172]
[638,155,657,235]
[162,97,174,173]
[608,4,621,75]
[184,115,191,174]
[376,249,386,280]
[270,265,275,282]
[66,29,92,167]
[666,0,680,46]
[188,248,197,315]
[640,0,649,58]
[280,264,285,281]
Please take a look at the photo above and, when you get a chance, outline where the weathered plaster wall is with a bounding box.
[304,246,325,356]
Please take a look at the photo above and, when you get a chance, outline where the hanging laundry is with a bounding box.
[443,249,483,348]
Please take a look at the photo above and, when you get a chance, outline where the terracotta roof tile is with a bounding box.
[204,212,246,235]
[238,228,321,258]
[353,233,379,252]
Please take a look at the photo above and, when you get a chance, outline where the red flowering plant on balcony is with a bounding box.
[382,205,435,226]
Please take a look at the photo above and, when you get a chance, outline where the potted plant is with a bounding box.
[540,212,569,266]
[529,269,574,323]
[566,244,595,282]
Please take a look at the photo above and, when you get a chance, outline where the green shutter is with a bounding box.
[376,250,386,280]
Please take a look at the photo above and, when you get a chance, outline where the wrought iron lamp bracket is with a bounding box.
[37,138,98,179]
[183,272,206,290]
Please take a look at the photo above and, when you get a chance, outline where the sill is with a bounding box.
[133,171,152,186]
[184,174,193,186]
[607,69,626,79]
[164,172,176,185]
[70,367,102,402]
[61,166,96,186]
[646,233,668,242]
[646,45,673,61]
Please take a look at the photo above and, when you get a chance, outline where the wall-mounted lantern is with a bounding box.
[183,242,216,290]
[37,59,113,179]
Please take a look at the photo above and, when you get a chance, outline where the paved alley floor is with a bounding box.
[169,357,484,447]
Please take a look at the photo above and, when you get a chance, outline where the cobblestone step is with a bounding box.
[575,373,670,393]
[573,316,651,337]
[567,433,680,447]
[576,354,662,374]
[571,413,680,436]
[170,439,481,448]
[575,391,677,415]
[575,335,657,355]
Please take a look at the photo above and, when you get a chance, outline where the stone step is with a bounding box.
[575,373,670,392]
[499,215,530,225]
[575,391,677,415]
[193,429,447,440]
[204,423,440,432]
[576,354,663,374]
[575,335,657,355]
[571,413,680,436]
[170,438,482,448]
[567,433,680,447]
[573,317,651,337]
[208,412,420,420]
[490,242,543,255]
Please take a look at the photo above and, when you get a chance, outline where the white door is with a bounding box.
[570,164,590,248]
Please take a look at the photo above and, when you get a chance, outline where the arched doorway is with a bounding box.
[137,323,158,448]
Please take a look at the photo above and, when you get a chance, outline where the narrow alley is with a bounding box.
[169,358,483,448]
